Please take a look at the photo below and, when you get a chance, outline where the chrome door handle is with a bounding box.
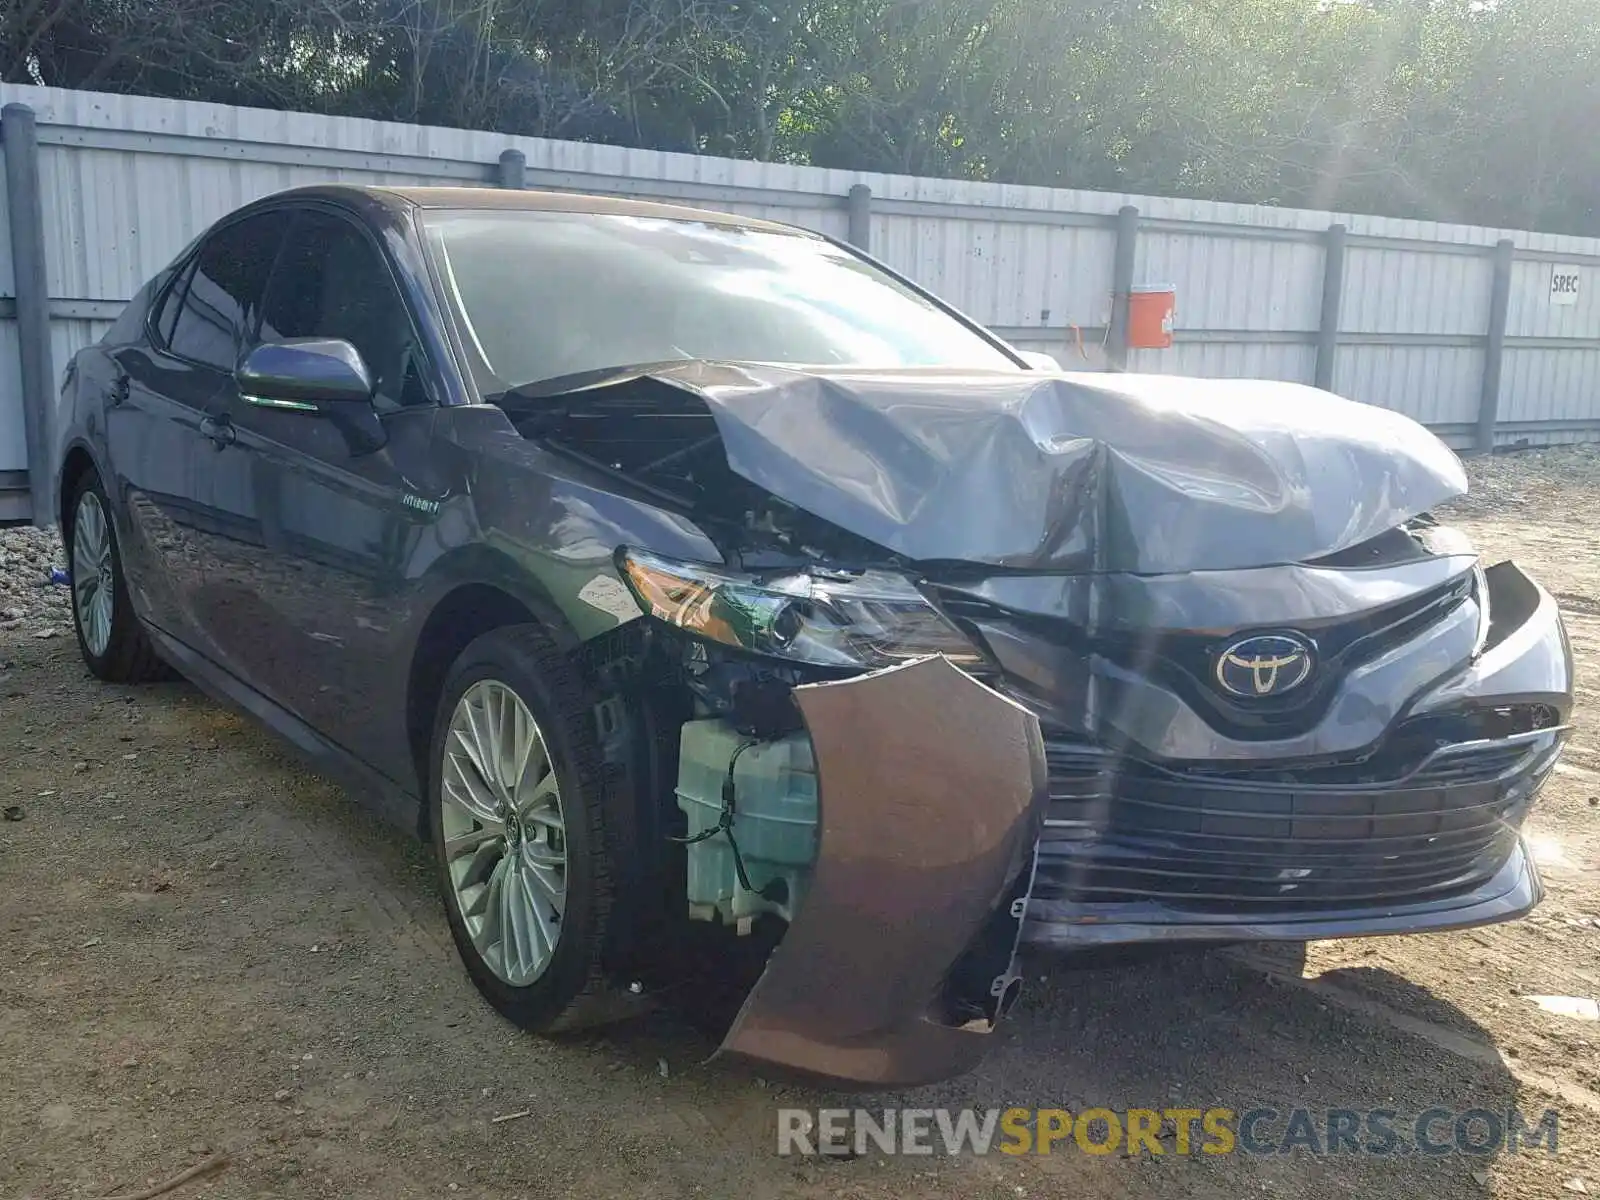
[199,414,235,448]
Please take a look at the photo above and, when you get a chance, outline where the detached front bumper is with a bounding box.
[1023,562,1571,949]
[717,655,1046,1087]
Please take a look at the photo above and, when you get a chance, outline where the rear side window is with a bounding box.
[167,210,289,370]
[151,261,193,347]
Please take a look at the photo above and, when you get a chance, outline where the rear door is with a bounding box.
[200,204,441,771]
[104,209,289,658]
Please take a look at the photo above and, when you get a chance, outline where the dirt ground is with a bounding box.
[4,450,1600,1200]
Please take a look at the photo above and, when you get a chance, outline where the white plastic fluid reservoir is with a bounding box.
[675,718,818,928]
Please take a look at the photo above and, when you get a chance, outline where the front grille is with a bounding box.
[940,572,1475,741]
[1106,576,1473,739]
[1035,733,1557,913]
[1410,742,1537,786]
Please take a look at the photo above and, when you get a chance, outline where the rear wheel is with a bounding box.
[428,625,621,1031]
[66,473,166,682]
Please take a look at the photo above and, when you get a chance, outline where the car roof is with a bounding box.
[262,184,812,237]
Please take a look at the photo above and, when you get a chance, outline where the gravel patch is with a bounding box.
[0,523,67,635]
[1441,443,1600,521]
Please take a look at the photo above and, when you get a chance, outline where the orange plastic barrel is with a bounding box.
[1128,285,1176,349]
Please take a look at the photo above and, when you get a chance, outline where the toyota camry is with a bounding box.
[53,186,1573,1085]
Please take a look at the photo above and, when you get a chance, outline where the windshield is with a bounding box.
[422,209,1018,392]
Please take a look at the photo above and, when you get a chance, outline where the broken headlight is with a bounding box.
[1411,518,1491,657]
[1471,560,1491,658]
[619,549,985,670]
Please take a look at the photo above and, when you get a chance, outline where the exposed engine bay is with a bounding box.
[500,368,889,565]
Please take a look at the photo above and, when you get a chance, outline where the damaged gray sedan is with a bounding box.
[55,186,1572,1086]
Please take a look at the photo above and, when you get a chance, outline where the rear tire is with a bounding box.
[428,624,622,1031]
[65,472,167,683]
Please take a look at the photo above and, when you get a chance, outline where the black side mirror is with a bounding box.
[236,338,386,455]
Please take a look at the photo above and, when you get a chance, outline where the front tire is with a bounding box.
[66,472,166,683]
[428,625,620,1031]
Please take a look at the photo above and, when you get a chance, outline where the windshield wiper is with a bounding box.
[490,364,730,513]
[487,360,696,405]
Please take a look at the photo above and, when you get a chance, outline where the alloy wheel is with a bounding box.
[440,679,568,986]
[72,491,115,658]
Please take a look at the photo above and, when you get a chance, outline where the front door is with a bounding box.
[200,205,441,775]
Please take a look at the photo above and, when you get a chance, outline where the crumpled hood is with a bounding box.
[624,361,1466,573]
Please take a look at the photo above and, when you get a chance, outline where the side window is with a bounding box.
[167,210,289,370]
[151,259,194,348]
[260,210,431,409]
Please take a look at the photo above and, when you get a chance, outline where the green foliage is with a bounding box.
[3,0,1596,233]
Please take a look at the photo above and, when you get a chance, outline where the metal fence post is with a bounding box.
[1314,223,1347,392]
[847,184,872,253]
[497,148,526,190]
[1475,238,1516,455]
[1107,205,1139,370]
[3,103,54,527]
